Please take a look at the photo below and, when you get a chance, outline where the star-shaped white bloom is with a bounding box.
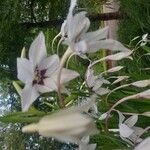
[17,32,79,111]
[60,0,131,55]
[118,111,144,145]
[22,98,98,146]
[86,68,110,95]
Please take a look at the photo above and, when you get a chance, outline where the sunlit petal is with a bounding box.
[17,58,34,83]
[21,84,39,112]
[29,32,47,67]
[39,54,60,76]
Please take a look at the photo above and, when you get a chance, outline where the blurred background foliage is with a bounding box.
[0,0,149,149]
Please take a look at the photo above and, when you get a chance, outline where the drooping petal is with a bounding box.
[39,54,60,76]
[134,137,150,150]
[112,76,129,85]
[99,51,132,61]
[29,32,47,67]
[119,124,134,138]
[81,26,109,42]
[131,80,150,88]
[88,39,130,53]
[60,68,79,84]
[105,66,124,73]
[21,84,39,112]
[17,58,34,83]
[124,115,138,127]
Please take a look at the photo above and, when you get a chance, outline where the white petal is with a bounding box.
[29,32,47,67]
[81,26,109,42]
[35,84,54,93]
[17,58,34,83]
[132,127,144,136]
[74,40,88,54]
[106,66,124,73]
[39,113,91,131]
[100,51,132,61]
[138,89,150,99]
[86,69,96,87]
[99,113,108,120]
[118,111,125,124]
[21,84,39,112]
[131,80,150,88]
[88,39,130,53]
[112,76,129,84]
[69,0,77,15]
[92,81,103,91]
[119,124,134,137]
[124,115,138,127]
[79,143,96,150]
[39,54,60,76]
[61,20,67,37]
[134,137,150,150]
[141,111,150,117]
[95,87,110,95]
[60,68,79,84]
[68,12,90,42]
[43,77,58,91]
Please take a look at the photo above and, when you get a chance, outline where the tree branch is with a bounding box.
[20,11,127,28]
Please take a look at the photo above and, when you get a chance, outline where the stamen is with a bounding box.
[57,38,63,55]
[52,32,61,53]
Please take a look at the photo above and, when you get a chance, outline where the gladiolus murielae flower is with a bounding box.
[60,0,131,56]
[22,97,98,149]
[17,32,79,111]
[118,111,144,145]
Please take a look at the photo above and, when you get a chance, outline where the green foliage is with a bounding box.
[0,0,150,150]
[118,0,150,44]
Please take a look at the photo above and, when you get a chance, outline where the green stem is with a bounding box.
[57,47,73,108]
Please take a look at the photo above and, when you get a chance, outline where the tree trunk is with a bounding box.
[20,11,126,29]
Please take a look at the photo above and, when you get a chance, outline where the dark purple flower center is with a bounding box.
[32,67,47,85]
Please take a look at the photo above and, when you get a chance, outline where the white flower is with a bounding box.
[86,68,110,95]
[134,137,150,150]
[118,112,144,145]
[141,33,150,45]
[22,99,98,146]
[60,0,130,55]
[17,32,79,111]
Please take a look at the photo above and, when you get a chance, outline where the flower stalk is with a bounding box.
[57,47,73,107]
